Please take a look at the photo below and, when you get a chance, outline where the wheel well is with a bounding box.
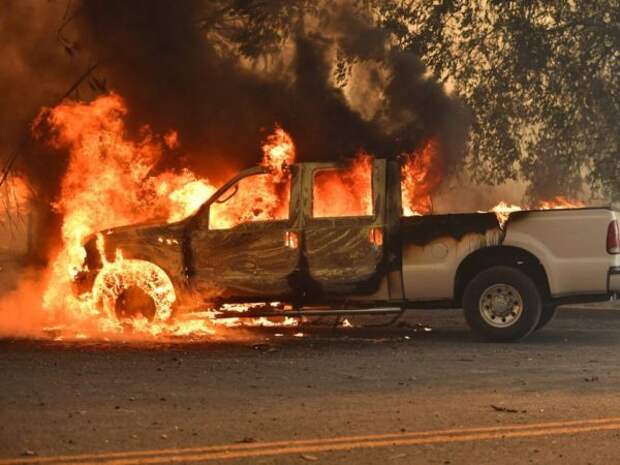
[454,246,550,305]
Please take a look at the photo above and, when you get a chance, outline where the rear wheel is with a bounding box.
[463,266,542,342]
[535,304,557,330]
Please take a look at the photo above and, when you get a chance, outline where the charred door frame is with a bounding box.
[384,158,406,302]
[295,159,389,300]
[183,165,304,303]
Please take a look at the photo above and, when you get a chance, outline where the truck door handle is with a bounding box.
[368,227,384,247]
[284,230,300,249]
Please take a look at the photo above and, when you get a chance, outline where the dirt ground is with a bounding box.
[1,304,620,464]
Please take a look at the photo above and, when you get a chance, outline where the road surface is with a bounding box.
[1,307,620,464]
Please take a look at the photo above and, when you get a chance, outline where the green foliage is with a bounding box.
[374,0,619,201]
[202,0,619,202]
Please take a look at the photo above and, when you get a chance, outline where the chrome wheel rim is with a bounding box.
[479,284,523,328]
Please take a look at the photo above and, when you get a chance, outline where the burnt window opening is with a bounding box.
[209,173,290,230]
[312,157,374,218]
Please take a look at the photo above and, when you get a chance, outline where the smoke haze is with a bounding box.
[47,0,466,178]
[1,0,470,251]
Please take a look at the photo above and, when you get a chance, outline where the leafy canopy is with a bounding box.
[177,1,620,201]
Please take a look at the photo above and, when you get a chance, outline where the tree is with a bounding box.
[7,0,618,205]
[373,0,619,202]
[205,0,619,202]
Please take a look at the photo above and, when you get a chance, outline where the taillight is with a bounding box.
[607,220,620,254]
[368,227,384,247]
[284,230,299,249]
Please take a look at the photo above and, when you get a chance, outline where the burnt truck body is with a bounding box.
[80,159,620,341]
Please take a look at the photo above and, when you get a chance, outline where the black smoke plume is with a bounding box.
[2,0,469,259]
[72,0,468,175]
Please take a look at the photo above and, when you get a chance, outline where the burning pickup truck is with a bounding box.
[76,158,620,341]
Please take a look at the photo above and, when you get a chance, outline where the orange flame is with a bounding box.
[401,138,443,216]
[14,92,589,341]
[34,94,298,339]
[489,201,522,228]
[261,125,295,182]
[165,171,217,222]
[163,130,179,150]
[489,197,586,227]
[537,196,585,210]
[210,126,295,230]
[313,153,373,218]
[209,170,291,230]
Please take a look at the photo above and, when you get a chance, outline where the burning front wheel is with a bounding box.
[463,266,542,342]
[92,259,177,325]
[115,286,157,321]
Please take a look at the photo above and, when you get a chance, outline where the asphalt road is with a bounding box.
[1,307,620,464]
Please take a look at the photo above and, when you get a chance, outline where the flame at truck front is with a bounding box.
[37,94,299,338]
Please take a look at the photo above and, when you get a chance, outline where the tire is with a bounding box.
[93,259,177,325]
[115,285,157,321]
[535,304,557,330]
[463,266,542,342]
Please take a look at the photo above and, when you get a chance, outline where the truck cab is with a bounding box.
[185,158,394,304]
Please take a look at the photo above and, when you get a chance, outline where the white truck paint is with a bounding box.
[502,209,620,296]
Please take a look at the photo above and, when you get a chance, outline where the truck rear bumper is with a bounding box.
[608,267,620,294]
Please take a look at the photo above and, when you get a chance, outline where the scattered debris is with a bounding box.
[251,343,278,352]
[22,450,36,457]
[584,376,600,382]
[490,404,526,413]
[397,322,433,332]
[340,318,353,328]
[301,454,319,462]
